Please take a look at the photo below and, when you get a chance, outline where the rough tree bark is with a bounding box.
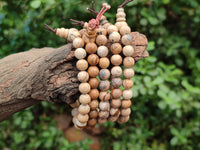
[0,32,148,122]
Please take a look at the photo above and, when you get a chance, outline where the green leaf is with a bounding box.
[30,0,41,9]
[146,41,155,51]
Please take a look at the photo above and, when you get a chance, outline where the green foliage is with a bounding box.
[0,0,200,150]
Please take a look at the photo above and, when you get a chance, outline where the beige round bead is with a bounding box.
[99,69,110,80]
[70,99,80,108]
[111,78,122,88]
[99,57,110,69]
[123,68,135,79]
[121,34,133,45]
[116,12,126,18]
[75,48,86,59]
[87,119,97,126]
[111,43,122,54]
[102,22,112,29]
[71,108,79,117]
[107,25,118,34]
[89,110,98,119]
[111,89,122,99]
[85,42,98,54]
[99,91,111,101]
[75,118,87,127]
[111,99,121,108]
[88,66,99,77]
[89,89,99,100]
[79,83,91,94]
[115,22,128,30]
[96,35,107,46]
[99,101,110,111]
[117,116,130,124]
[123,90,133,99]
[121,108,131,116]
[98,118,107,124]
[123,79,133,89]
[77,71,89,82]
[111,66,122,77]
[110,108,120,116]
[99,111,109,118]
[77,113,89,123]
[121,99,132,109]
[117,8,124,13]
[123,57,135,68]
[111,55,122,66]
[79,94,91,104]
[78,104,90,114]
[87,54,99,66]
[123,45,134,57]
[73,37,84,48]
[120,26,131,36]
[96,26,107,36]
[76,59,88,71]
[89,100,99,110]
[67,28,81,42]
[97,46,109,57]
[88,78,99,89]
[99,80,110,91]
[109,31,121,43]
[108,115,119,122]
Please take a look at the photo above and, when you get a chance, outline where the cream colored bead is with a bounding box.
[123,90,133,99]
[123,45,134,56]
[71,108,79,117]
[117,8,124,13]
[123,79,133,89]
[77,71,89,82]
[123,57,135,68]
[75,48,86,59]
[97,46,109,57]
[110,108,119,116]
[99,111,109,118]
[99,101,110,111]
[121,34,133,45]
[56,28,69,39]
[116,12,126,18]
[120,26,131,36]
[77,113,89,123]
[111,66,122,77]
[123,68,135,79]
[76,118,87,127]
[76,59,88,71]
[78,104,90,114]
[96,35,107,46]
[67,28,81,42]
[79,83,91,94]
[79,94,91,104]
[73,37,84,48]
[115,22,128,30]
[121,108,131,116]
[107,25,118,34]
[109,31,121,43]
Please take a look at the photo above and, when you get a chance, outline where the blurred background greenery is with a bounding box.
[0,0,200,149]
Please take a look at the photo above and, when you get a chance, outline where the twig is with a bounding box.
[118,0,134,8]
[44,24,57,34]
[70,19,85,27]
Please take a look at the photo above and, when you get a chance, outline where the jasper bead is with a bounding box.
[121,99,132,109]
[111,99,121,108]
[97,46,109,57]
[121,34,133,45]
[123,79,133,89]
[77,71,89,82]
[111,55,122,66]
[123,90,133,99]
[123,57,135,68]
[111,66,122,77]
[79,83,91,94]
[117,116,130,124]
[98,118,107,124]
[121,108,131,116]
[88,78,99,89]
[70,99,80,108]
[109,31,121,43]
[120,26,131,36]
[123,45,134,57]
[88,66,99,77]
[96,35,107,46]
[89,100,99,110]
[89,110,98,118]
[99,69,110,80]
[77,113,89,123]
[99,80,110,91]
[85,42,97,54]
[108,115,119,122]
[99,91,111,101]
[96,26,107,36]
[87,119,97,126]
[76,118,87,127]
[123,68,135,79]
[75,48,86,59]
[71,108,79,117]
[110,108,120,116]
[107,25,118,34]
[73,37,84,48]
[76,59,88,71]
[111,78,122,88]
[99,57,110,69]
[87,54,99,66]
[79,94,91,104]
[111,89,122,99]
[89,89,99,100]
[78,104,90,114]
[99,111,109,118]
[99,101,110,111]
[115,22,128,30]
[111,43,122,54]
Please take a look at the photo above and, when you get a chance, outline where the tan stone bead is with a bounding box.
[121,34,133,45]
[116,12,126,18]
[85,42,98,54]
[89,110,98,118]
[88,66,99,77]
[96,26,107,36]
[111,78,122,88]
[111,55,122,66]
[123,90,133,99]
[99,80,110,91]
[121,99,132,109]
[111,99,121,108]
[88,78,99,89]
[70,99,80,108]
[82,34,95,44]
[73,37,84,48]
[123,79,133,89]
[123,45,134,57]
[108,115,119,122]
[77,113,89,123]
[71,108,79,117]
[99,101,110,111]
[117,116,130,124]
[75,118,87,127]
[67,28,81,42]
[97,46,109,57]
[111,89,122,99]
[99,111,109,118]
[79,29,86,37]
[111,66,122,77]
[103,22,112,29]
[89,100,99,110]
[111,43,122,54]
[87,119,97,126]
[99,91,111,101]
[78,104,90,114]
[123,57,135,68]
[89,89,99,100]
[99,57,110,69]
[77,71,89,82]
[116,18,126,22]
[98,118,107,124]
[120,26,131,36]
[121,108,131,116]
[110,108,120,116]
[99,69,110,80]
[76,59,88,71]
[87,54,99,66]
[123,68,135,79]
[79,94,91,104]
[96,35,107,46]
[117,8,124,13]
[75,48,86,59]
[115,22,128,30]
[109,31,121,43]
[79,83,91,94]
[107,25,118,34]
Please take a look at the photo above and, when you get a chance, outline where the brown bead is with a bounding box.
[121,99,132,109]
[87,119,97,126]
[78,104,90,114]
[109,31,121,43]
[88,78,99,89]
[89,110,98,118]
[76,59,88,71]
[99,57,110,69]
[111,89,122,99]
[121,108,131,116]
[110,108,120,116]
[115,22,128,30]
[79,83,91,94]
[120,26,131,36]
[111,66,122,77]
[111,43,122,54]
[121,34,133,45]
[87,54,99,66]
[123,68,135,79]
[79,94,91,104]
[85,42,97,54]
[99,101,110,111]
[123,90,133,100]
[99,111,109,118]
[75,48,86,59]
[89,89,99,100]
[123,57,135,68]
[99,69,110,80]
[108,115,119,122]
[70,99,80,108]
[96,35,107,46]
[88,66,99,77]
[77,113,89,123]
[97,46,109,57]
[111,99,121,108]
[77,71,89,82]
[98,118,107,124]
[123,79,133,89]
[99,80,110,91]
[111,55,122,66]
[123,45,134,57]
[111,78,122,88]
[73,37,84,48]
[99,91,111,101]
[107,25,118,34]
[96,26,107,36]
[79,29,86,37]
[89,100,99,110]
[117,116,130,124]
[82,34,95,44]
